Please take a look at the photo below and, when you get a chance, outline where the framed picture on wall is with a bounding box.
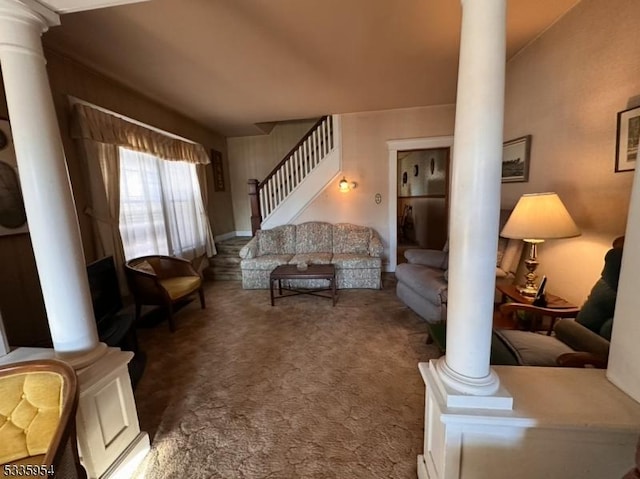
[501,135,531,183]
[211,149,225,191]
[615,105,640,172]
[0,118,29,236]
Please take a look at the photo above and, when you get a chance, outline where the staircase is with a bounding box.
[248,115,341,233]
[203,237,251,281]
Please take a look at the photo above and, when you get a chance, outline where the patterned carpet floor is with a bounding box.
[132,278,441,479]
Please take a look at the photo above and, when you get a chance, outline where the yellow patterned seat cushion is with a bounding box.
[0,372,62,465]
[159,276,202,300]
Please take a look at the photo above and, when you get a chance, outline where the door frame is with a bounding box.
[386,136,454,272]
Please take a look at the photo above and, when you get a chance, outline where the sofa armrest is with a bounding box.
[554,319,610,359]
[369,231,384,257]
[239,236,258,259]
[404,249,447,269]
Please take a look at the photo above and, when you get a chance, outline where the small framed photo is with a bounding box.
[501,135,531,183]
[211,149,225,192]
[615,105,640,172]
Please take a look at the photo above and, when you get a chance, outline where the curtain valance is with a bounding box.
[70,103,210,165]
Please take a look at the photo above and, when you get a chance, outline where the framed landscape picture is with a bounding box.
[501,135,531,183]
[615,105,640,172]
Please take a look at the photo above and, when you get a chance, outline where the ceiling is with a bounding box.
[42,0,580,137]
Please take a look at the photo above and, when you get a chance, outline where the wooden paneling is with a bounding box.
[0,234,50,346]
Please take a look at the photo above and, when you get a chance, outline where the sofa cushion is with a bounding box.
[395,263,447,305]
[498,238,523,275]
[332,224,370,254]
[241,254,293,270]
[497,237,508,266]
[257,225,296,255]
[295,222,333,253]
[159,276,202,300]
[332,254,381,269]
[289,253,332,265]
[493,329,574,367]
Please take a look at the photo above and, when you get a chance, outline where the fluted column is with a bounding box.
[0,0,106,368]
[435,0,506,395]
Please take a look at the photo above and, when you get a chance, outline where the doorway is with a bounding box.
[387,136,453,272]
[396,148,450,265]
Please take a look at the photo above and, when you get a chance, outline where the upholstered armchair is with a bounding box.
[395,209,523,323]
[491,240,623,367]
[0,360,86,478]
[125,255,205,332]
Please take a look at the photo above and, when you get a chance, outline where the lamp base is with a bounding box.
[518,241,542,298]
[516,284,538,297]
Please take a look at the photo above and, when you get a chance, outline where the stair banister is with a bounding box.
[248,179,262,235]
[247,115,333,235]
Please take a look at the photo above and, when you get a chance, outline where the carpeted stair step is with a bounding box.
[203,236,251,281]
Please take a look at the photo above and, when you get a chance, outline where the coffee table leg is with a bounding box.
[278,279,282,295]
[270,279,275,306]
[332,275,336,306]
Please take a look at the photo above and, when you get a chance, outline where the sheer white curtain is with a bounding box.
[118,147,212,260]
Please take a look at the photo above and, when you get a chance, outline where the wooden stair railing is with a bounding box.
[248,115,334,235]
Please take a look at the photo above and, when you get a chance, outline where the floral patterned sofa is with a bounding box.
[239,222,383,289]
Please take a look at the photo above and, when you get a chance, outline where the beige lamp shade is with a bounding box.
[501,192,580,240]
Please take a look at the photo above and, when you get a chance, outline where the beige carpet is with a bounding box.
[133,278,441,479]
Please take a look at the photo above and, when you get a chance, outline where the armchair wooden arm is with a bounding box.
[556,351,608,369]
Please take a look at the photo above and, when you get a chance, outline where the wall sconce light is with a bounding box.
[338,177,357,192]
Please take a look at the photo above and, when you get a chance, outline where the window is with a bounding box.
[118,147,210,260]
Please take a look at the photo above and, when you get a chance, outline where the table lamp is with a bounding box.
[501,192,580,296]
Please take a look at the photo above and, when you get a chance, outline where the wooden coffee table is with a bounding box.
[270,264,337,306]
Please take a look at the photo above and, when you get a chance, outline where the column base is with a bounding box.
[55,342,108,369]
[430,358,513,410]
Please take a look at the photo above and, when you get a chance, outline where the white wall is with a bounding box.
[502,0,640,305]
[228,119,318,232]
[295,105,456,267]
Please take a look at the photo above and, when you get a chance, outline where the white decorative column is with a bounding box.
[0,2,150,478]
[417,2,640,478]
[0,0,105,368]
[433,0,508,400]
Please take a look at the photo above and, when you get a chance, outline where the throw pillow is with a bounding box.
[257,227,295,255]
[135,260,156,275]
[295,222,332,253]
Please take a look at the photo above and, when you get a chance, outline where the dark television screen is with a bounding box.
[86,256,123,326]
